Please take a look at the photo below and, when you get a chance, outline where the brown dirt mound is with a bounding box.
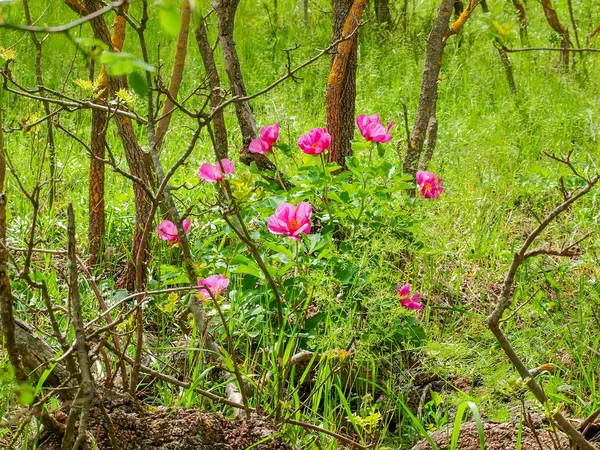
[411,421,570,450]
[37,389,290,450]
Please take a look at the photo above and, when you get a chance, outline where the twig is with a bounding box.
[487,169,600,450]
[62,204,96,450]
[0,0,126,33]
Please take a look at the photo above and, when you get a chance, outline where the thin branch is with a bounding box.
[0,0,126,33]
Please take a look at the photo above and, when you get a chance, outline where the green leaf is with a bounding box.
[263,241,294,258]
[128,71,148,97]
[276,143,292,157]
[450,401,485,450]
[376,143,386,157]
[159,6,182,37]
[99,51,154,76]
[351,140,367,151]
[75,37,108,57]
[249,161,260,175]
[229,255,261,278]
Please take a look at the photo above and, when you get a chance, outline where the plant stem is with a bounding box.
[320,153,334,223]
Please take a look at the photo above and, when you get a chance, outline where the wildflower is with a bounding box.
[267,202,312,241]
[249,123,280,154]
[416,170,444,199]
[198,158,235,182]
[198,274,230,301]
[356,114,393,143]
[396,283,423,310]
[156,218,191,246]
[297,127,331,155]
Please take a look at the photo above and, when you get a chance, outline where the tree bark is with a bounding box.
[511,0,529,45]
[326,0,367,170]
[23,0,57,209]
[82,0,154,290]
[87,11,127,268]
[540,0,571,69]
[401,0,453,179]
[195,20,229,160]
[419,96,438,172]
[214,0,275,171]
[374,0,392,30]
[0,84,29,387]
[497,43,517,93]
[156,0,192,149]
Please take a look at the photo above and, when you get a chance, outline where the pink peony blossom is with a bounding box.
[249,123,280,154]
[267,202,312,241]
[396,283,423,310]
[198,274,230,301]
[297,127,331,155]
[356,114,393,143]
[416,170,444,199]
[156,218,191,246]
[198,159,235,182]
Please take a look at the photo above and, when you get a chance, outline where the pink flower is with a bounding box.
[156,218,191,246]
[396,283,423,310]
[416,170,444,199]
[267,202,312,241]
[249,123,280,154]
[356,114,393,143]
[297,128,331,155]
[198,159,235,182]
[198,274,230,301]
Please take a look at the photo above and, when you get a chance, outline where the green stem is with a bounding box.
[320,153,333,223]
[271,149,288,193]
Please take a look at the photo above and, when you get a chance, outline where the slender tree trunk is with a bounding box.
[214,0,275,171]
[454,0,464,17]
[374,0,392,31]
[511,0,528,45]
[497,43,517,93]
[0,85,29,386]
[401,0,453,179]
[156,0,192,149]
[23,0,56,209]
[195,20,229,160]
[304,0,309,25]
[86,11,128,268]
[540,0,571,69]
[480,0,489,13]
[402,0,409,34]
[83,0,153,290]
[88,99,108,267]
[419,96,438,172]
[326,0,367,170]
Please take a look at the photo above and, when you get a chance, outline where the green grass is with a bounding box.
[1,0,600,448]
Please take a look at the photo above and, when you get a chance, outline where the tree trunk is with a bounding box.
[401,0,453,179]
[374,0,393,30]
[0,84,29,387]
[23,0,57,209]
[304,0,309,25]
[326,0,367,170]
[156,0,192,149]
[511,0,528,45]
[195,20,229,160]
[497,44,517,94]
[214,0,275,171]
[540,0,571,69]
[454,0,464,17]
[419,96,438,171]
[88,100,108,267]
[84,0,153,290]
